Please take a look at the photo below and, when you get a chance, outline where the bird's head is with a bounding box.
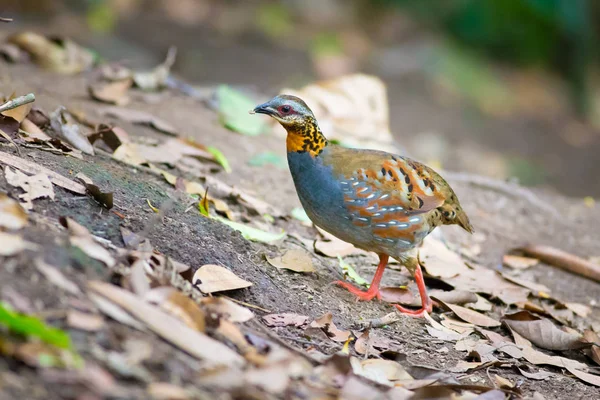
[251,94,327,155]
[251,95,315,129]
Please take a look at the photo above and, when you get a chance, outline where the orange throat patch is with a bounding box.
[285,119,327,156]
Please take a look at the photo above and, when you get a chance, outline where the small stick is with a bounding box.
[0,93,35,113]
[519,244,600,283]
[0,17,13,23]
[220,295,272,313]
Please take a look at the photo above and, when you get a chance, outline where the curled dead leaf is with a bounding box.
[0,192,28,230]
[192,264,252,294]
[89,79,132,105]
[267,249,315,273]
[200,297,254,323]
[262,313,308,328]
[49,107,94,155]
[4,167,55,210]
[145,287,205,332]
[307,312,350,342]
[502,312,589,351]
[433,298,500,327]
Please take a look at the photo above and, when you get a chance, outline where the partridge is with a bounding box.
[252,95,473,317]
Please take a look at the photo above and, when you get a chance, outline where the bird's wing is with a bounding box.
[322,146,448,245]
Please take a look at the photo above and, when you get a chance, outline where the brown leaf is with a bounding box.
[9,32,95,74]
[67,310,105,332]
[0,115,19,138]
[267,249,315,273]
[200,297,254,323]
[358,359,413,384]
[128,259,151,297]
[433,298,501,327]
[35,258,81,295]
[74,172,114,209]
[192,264,252,294]
[1,98,32,123]
[521,345,587,370]
[500,272,551,295]
[49,107,94,155]
[145,287,205,332]
[419,237,469,278]
[88,125,128,151]
[99,106,178,135]
[20,118,50,141]
[147,383,189,400]
[262,313,308,328]
[503,313,588,351]
[503,255,539,269]
[89,79,132,105]
[0,152,86,194]
[565,302,591,318]
[133,47,176,91]
[308,312,350,342]
[430,289,477,305]
[565,365,600,387]
[4,167,55,210]
[88,293,146,331]
[517,367,554,380]
[440,316,475,334]
[0,232,31,256]
[379,287,414,304]
[519,244,600,284]
[88,281,243,365]
[59,217,116,268]
[0,192,28,230]
[314,227,366,258]
[583,330,600,366]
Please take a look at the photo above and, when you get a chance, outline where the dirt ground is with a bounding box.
[1,56,600,400]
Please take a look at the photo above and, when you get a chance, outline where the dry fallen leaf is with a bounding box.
[59,217,116,268]
[502,313,588,351]
[200,297,254,323]
[0,232,31,256]
[262,313,309,328]
[9,32,95,74]
[49,107,94,155]
[358,359,413,383]
[307,312,350,342]
[583,330,600,366]
[0,192,28,230]
[88,281,244,366]
[0,152,86,194]
[314,227,366,258]
[4,167,55,210]
[1,96,32,123]
[517,367,554,380]
[88,293,146,331]
[74,172,114,209]
[379,287,414,304]
[20,118,51,141]
[433,298,501,327]
[133,47,176,91]
[35,258,81,295]
[67,310,105,332]
[503,255,539,270]
[564,365,600,387]
[89,79,132,105]
[500,272,551,295]
[419,237,469,279]
[147,382,189,400]
[145,287,206,332]
[564,302,591,318]
[430,289,477,305]
[520,345,587,370]
[128,259,151,297]
[192,264,252,294]
[267,249,315,273]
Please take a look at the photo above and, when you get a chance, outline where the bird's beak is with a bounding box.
[250,102,277,117]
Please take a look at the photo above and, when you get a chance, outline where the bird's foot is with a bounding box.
[393,298,433,318]
[333,280,381,301]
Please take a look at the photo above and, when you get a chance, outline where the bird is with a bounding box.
[251,95,473,317]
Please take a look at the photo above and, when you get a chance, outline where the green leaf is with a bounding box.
[291,207,311,223]
[207,146,231,173]
[217,85,266,136]
[337,256,369,287]
[248,151,287,169]
[216,216,285,243]
[0,303,72,349]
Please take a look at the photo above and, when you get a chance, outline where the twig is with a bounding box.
[0,93,35,113]
[0,17,13,23]
[220,295,272,313]
[518,245,600,283]
[366,312,400,329]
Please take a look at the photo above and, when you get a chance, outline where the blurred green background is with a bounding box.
[2,0,599,199]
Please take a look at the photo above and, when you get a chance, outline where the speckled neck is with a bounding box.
[285,117,328,157]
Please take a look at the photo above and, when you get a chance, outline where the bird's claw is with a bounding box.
[333,280,380,302]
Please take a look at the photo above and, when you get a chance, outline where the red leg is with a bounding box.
[334,255,389,301]
[394,262,432,318]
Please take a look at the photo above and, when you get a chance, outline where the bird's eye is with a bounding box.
[280,105,291,114]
